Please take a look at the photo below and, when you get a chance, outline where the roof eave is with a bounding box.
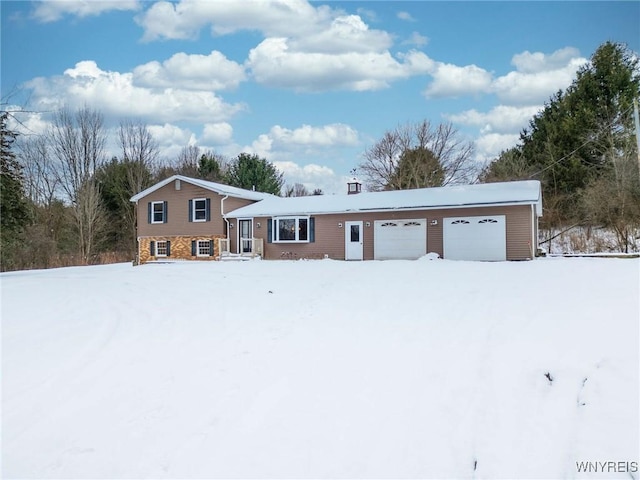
[225,199,541,218]
[130,174,266,202]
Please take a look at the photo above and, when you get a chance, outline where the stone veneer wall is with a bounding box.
[138,235,225,264]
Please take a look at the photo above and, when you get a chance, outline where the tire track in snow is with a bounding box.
[3,294,123,445]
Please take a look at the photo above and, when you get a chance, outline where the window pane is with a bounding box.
[298,218,308,241]
[153,203,164,222]
[279,219,296,240]
[350,224,359,242]
[197,240,210,256]
[194,199,206,220]
[156,241,167,256]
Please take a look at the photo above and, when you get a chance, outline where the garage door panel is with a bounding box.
[444,215,506,261]
[374,219,427,260]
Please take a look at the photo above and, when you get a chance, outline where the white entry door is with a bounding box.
[345,221,363,260]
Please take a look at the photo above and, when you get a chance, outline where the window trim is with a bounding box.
[151,201,165,224]
[196,239,211,257]
[155,240,168,257]
[273,216,310,243]
[192,198,207,222]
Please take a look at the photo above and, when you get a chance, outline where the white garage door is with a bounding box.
[374,219,427,260]
[443,215,506,261]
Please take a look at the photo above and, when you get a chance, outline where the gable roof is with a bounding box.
[226,180,543,218]
[130,175,276,202]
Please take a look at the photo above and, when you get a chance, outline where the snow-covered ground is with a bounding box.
[2,258,639,479]
[541,226,640,255]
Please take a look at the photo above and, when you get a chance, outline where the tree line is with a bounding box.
[357,41,640,252]
[0,110,298,271]
[2,41,638,271]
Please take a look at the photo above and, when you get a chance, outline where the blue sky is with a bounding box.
[2,1,639,194]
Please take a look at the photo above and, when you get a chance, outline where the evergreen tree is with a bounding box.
[479,146,534,183]
[1,111,30,270]
[198,152,224,181]
[482,41,640,227]
[387,146,445,190]
[224,153,284,195]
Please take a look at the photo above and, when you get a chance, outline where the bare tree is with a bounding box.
[284,182,310,197]
[118,119,157,251]
[359,120,476,191]
[359,130,400,192]
[49,107,106,262]
[175,145,201,177]
[582,134,640,252]
[18,134,59,207]
[119,119,158,193]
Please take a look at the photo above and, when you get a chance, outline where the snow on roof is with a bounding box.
[130,175,275,202]
[227,180,542,218]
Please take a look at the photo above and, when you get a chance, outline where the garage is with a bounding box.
[374,219,427,260]
[443,215,506,261]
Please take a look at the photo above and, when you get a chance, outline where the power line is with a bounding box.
[526,103,635,179]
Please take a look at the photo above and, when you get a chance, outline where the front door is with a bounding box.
[345,221,363,260]
[239,219,252,253]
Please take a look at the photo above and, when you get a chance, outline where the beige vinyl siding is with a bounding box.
[225,197,257,253]
[136,180,257,237]
[433,205,533,260]
[241,204,534,261]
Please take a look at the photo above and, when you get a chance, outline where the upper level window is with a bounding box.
[151,201,166,224]
[274,217,310,243]
[193,198,207,222]
[189,198,210,222]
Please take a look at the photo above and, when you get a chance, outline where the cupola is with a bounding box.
[347,179,362,195]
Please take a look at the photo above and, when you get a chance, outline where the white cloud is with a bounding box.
[424,63,492,98]
[147,123,197,161]
[202,123,233,144]
[230,123,361,193]
[136,0,334,42]
[247,38,432,92]
[397,11,416,22]
[132,51,246,91]
[290,14,392,54]
[439,48,587,163]
[474,133,521,162]
[491,56,586,105]
[511,47,582,73]
[148,123,196,146]
[268,124,359,147]
[422,47,586,104]
[403,32,429,47]
[356,7,377,22]
[243,123,359,156]
[32,0,140,22]
[23,61,245,124]
[4,107,50,136]
[446,105,542,134]
[136,1,430,92]
[273,161,350,194]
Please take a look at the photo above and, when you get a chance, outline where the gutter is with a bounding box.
[228,200,541,218]
[220,194,230,236]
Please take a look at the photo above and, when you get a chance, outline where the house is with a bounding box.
[131,175,542,263]
[130,175,274,264]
